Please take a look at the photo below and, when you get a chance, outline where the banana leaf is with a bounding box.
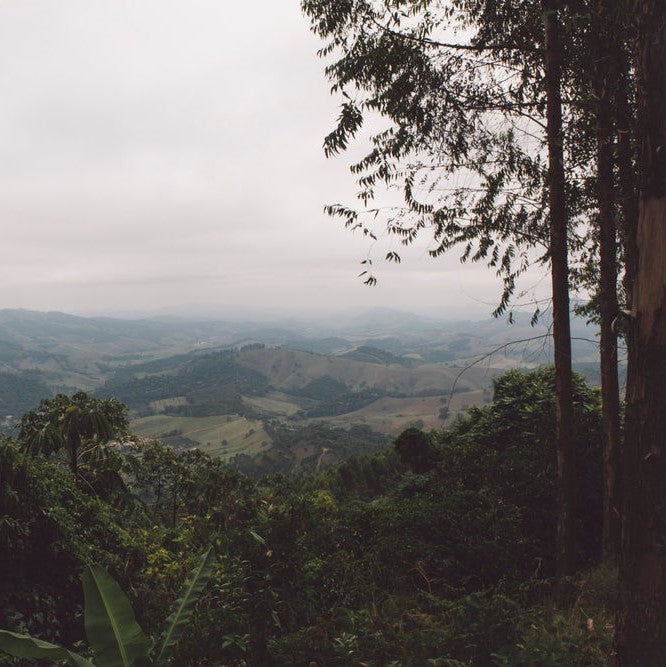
[155,546,215,664]
[0,629,96,666]
[83,565,152,667]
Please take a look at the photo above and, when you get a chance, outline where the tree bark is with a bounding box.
[542,0,577,578]
[615,41,639,308]
[613,23,638,569]
[592,1,622,561]
[615,1,666,662]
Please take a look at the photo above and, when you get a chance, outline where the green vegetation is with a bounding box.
[242,392,302,417]
[99,351,270,418]
[97,342,502,425]
[292,374,349,401]
[233,420,388,475]
[0,368,614,664]
[299,385,388,418]
[0,548,215,666]
[131,414,271,459]
[324,391,483,434]
[18,392,129,474]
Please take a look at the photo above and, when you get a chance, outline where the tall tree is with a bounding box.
[541,0,577,576]
[612,11,639,565]
[615,0,666,661]
[590,0,622,560]
[558,0,637,561]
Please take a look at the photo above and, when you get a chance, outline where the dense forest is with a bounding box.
[1,368,615,665]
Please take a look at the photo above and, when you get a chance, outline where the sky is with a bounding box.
[0,0,549,320]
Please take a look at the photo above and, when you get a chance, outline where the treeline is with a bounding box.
[1,367,614,665]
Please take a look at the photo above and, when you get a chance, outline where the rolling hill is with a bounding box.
[0,308,603,472]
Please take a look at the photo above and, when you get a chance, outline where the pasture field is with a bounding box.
[131,413,271,459]
[322,390,485,435]
[242,392,303,416]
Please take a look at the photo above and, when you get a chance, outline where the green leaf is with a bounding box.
[156,546,216,665]
[0,629,96,666]
[83,565,152,667]
[249,530,266,545]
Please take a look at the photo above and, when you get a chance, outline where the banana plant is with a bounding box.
[0,546,215,666]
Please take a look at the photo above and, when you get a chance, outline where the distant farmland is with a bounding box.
[322,390,486,435]
[131,414,271,459]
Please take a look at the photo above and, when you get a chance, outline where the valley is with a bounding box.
[0,307,601,473]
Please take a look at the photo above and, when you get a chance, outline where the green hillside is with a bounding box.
[0,308,604,439]
[99,350,270,417]
[131,413,271,459]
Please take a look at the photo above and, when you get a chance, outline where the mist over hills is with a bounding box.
[0,307,603,471]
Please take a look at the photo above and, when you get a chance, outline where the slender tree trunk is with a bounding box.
[613,28,638,569]
[542,0,577,577]
[615,42,639,307]
[592,1,622,561]
[615,1,666,662]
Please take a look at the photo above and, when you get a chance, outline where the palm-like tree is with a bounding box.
[17,419,62,458]
[18,392,128,473]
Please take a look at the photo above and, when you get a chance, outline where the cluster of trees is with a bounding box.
[1,369,615,664]
[301,0,666,659]
[234,420,388,475]
[99,351,270,418]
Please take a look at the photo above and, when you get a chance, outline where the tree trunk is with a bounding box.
[614,41,639,308]
[542,0,577,578]
[592,1,622,561]
[612,24,638,569]
[615,1,666,662]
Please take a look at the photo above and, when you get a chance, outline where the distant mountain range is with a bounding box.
[0,308,602,432]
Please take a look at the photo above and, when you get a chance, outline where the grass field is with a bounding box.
[322,390,486,435]
[242,392,303,416]
[131,413,271,459]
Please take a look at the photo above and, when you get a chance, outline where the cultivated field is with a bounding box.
[131,414,271,459]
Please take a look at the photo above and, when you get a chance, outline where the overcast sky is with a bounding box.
[0,0,548,320]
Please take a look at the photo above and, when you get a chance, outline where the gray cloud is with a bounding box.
[0,0,544,319]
